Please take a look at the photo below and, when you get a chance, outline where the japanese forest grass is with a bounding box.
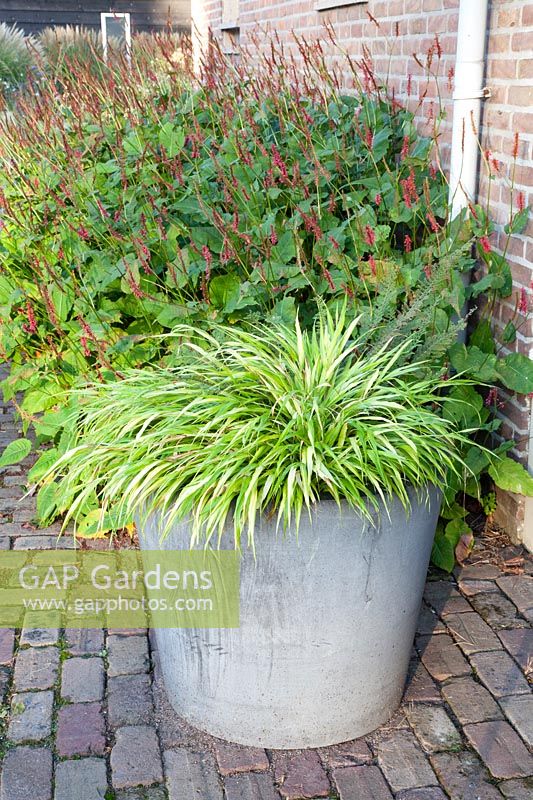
[40,311,475,550]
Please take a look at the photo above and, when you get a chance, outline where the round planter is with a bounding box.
[139,487,441,748]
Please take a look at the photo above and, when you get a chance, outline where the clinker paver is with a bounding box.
[403,658,441,703]
[54,758,108,800]
[13,645,59,691]
[470,591,527,629]
[444,611,501,654]
[496,575,533,612]
[0,746,53,800]
[19,623,59,647]
[0,629,15,664]
[441,676,503,724]
[416,603,446,635]
[273,751,330,799]
[405,704,462,753]
[498,778,533,799]
[65,627,104,656]
[333,765,393,799]
[224,772,280,800]
[455,563,501,580]
[423,582,472,615]
[470,650,531,697]
[107,633,150,676]
[498,695,533,747]
[463,720,533,779]
[60,656,105,702]
[56,702,106,757]
[396,790,448,800]
[417,633,471,681]
[107,672,154,728]
[320,738,373,767]
[8,690,53,742]
[115,790,167,800]
[458,578,499,596]
[111,725,164,789]
[163,749,223,800]
[377,729,438,792]
[430,750,503,800]
[498,627,533,671]
[214,741,270,775]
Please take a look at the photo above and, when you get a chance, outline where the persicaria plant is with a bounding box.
[0,29,531,568]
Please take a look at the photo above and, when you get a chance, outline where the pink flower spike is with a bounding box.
[518,286,529,315]
[323,267,335,291]
[21,302,38,334]
[202,245,213,279]
[485,387,498,407]
[479,235,491,254]
[364,225,376,247]
[427,212,440,233]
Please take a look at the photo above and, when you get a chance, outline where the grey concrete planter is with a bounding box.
[139,487,441,748]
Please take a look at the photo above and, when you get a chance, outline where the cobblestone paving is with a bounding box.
[1,399,532,799]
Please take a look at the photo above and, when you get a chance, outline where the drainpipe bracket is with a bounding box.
[452,86,492,100]
[452,86,491,101]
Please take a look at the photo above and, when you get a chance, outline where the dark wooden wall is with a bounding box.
[0,2,191,35]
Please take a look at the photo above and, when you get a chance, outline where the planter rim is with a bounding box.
[141,482,438,549]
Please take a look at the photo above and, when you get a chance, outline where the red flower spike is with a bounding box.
[21,303,38,334]
[479,235,491,253]
[518,287,529,315]
[202,245,213,280]
[364,225,376,247]
[323,268,336,291]
[427,212,440,233]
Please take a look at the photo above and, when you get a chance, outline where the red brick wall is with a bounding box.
[194,0,533,544]
[479,1,533,543]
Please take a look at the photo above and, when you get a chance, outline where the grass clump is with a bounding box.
[37,25,118,78]
[45,311,471,548]
[0,23,38,103]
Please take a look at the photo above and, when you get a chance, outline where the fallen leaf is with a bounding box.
[455,532,474,564]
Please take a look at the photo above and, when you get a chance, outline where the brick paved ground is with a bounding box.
[1,398,532,799]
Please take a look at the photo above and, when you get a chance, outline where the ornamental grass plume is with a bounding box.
[0,22,39,102]
[43,310,472,549]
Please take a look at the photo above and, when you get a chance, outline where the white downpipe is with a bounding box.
[448,0,490,218]
[449,3,533,549]
[191,4,209,76]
